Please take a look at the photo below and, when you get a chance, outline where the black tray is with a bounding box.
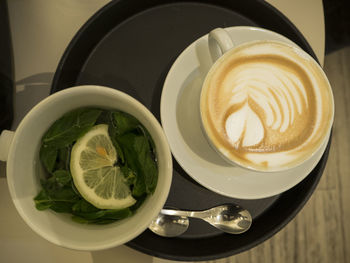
[51,0,331,261]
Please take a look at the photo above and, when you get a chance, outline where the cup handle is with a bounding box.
[208,28,234,62]
[0,130,14,162]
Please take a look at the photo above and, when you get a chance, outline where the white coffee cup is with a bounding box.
[200,28,334,172]
[0,85,172,250]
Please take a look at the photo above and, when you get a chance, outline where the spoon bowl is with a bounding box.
[204,204,252,234]
[149,212,189,237]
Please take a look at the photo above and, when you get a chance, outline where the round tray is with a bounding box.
[51,0,331,261]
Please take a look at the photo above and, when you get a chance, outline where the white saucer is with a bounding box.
[160,26,328,199]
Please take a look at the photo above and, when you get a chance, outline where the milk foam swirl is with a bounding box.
[201,42,333,170]
[223,59,310,148]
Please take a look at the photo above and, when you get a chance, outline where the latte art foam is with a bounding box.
[201,41,333,171]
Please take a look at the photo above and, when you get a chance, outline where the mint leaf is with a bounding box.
[42,108,102,148]
[72,199,99,213]
[34,190,52,210]
[56,146,71,171]
[118,134,158,196]
[106,111,125,163]
[53,170,72,186]
[112,111,140,135]
[41,170,72,190]
[40,144,57,173]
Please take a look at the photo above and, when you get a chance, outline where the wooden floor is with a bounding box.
[207,47,350,263]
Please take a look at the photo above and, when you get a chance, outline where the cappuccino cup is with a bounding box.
[200,28,334,172]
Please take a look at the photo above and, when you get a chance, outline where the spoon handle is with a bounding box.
[161,209,208,219]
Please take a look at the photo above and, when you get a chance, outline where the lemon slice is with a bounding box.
[70,124,136,209]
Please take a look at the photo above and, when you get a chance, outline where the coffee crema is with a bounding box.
[200,41,334,171]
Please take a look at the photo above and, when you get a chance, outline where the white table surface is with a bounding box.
[0,0,325,262]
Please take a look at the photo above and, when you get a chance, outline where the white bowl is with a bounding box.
[6,85,172,250]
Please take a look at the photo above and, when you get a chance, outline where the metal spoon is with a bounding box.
[149,204,252,237]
